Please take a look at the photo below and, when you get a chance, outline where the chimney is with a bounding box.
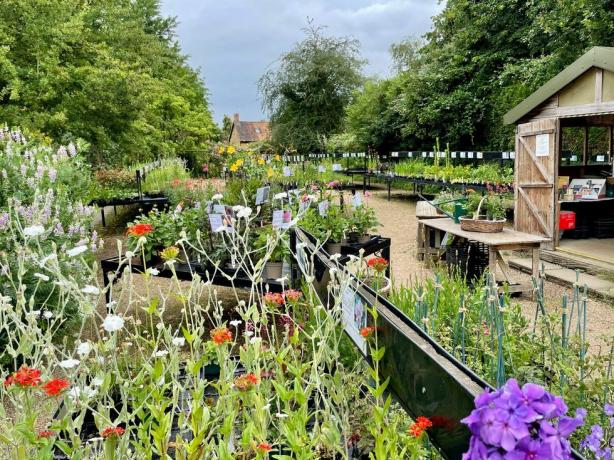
[233,113,240,124]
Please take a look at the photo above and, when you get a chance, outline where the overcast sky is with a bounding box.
[159,1,444,125]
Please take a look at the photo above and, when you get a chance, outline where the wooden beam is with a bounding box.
[518,187,551,237]
[596,68,603,103]
[518,135,553,184]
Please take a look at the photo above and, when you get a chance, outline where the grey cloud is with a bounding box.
[160,0,443,123]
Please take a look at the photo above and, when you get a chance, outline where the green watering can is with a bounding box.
[419,193,467,223]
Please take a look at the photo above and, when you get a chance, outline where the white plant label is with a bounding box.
[332,163,343,172]
[596,155,605,162]
[283,166,293,177]
[318,200,329,217]
[341,286,367,355]
[352,193,362,208]
[318,165,326,173]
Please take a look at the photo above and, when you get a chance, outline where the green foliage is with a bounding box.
[0,0,218,166]
[253,226,290,263]
[349,205,378,236]
[344,0,614,151]
[259,24,365,154]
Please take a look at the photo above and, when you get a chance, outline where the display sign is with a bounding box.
[255,186,270,205]
[332,163,343,172]
[352,192,362,208]
[341,286,367,355]
[283,166,293,177]
[272,210,292,229]
[535,134,550,157]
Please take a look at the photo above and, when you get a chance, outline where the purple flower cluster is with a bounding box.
[462,379,584,459]
[581,404,614,459]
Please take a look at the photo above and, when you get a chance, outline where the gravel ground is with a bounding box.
[364,186,613,353]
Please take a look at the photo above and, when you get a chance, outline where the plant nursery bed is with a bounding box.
[101,255,287,303]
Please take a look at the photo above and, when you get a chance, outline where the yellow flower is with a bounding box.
[230,164,239,172]
[160,246,180,261]
[236,159,244,167]
[227,145,236,154]
[258,158,265,165]
[267,167,274,178]
[218,146,225,154]
[274,154,281,161]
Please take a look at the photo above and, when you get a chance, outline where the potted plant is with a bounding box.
[254,226,290,279]
[349,205,378,244]
[459,191,506,233]
[320,206,349,255]
[361,257,391,297]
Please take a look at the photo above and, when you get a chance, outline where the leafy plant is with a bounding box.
[350,205,379,235]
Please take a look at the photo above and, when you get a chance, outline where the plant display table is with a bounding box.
[101,255,286,304]
[90,195,169,227]
[418,217,548,292]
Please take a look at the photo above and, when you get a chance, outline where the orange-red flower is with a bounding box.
[4,365,42,388]
[360,326,375,338]
[41,378,69,397]
[366,257,388,273]
[263,292,284,306]
[101,426,125,438]
[235,373,260,391]
[210,326,233,345]
[409,416,432,438]
[126,223,153,237]
[38,430,54,439]
[257,442,273,452]
[283,289,302,303]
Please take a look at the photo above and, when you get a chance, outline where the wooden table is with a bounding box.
[418,218,548,292]
[416,201,446,261]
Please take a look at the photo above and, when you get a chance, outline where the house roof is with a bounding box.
[229,120,271,143]
[503,46,614,125]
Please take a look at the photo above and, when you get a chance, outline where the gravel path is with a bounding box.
[364,186,613,353]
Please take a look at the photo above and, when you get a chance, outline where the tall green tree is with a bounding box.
[259,24,365,154]
[345,0,614,152]
[0,0,218,165]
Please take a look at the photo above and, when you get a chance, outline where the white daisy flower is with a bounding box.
[172,337,185,347]
[81,285,99,295]
[212,193,223,201]
[23,225,45,237]
[76,342,92,356]
[102,314,124,332]
[67,245,88,257]
[59,358,80,369]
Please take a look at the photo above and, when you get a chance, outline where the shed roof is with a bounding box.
[503,47,614,125]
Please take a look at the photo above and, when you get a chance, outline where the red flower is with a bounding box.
[210,326,233,345]
[263,292,284,306]
[282,289,302,303]
[409,416,432,438]
[4,365,42,388]
[367,257,388,273]
[235,373,260,391]
[101,426,125,438]
[257,442,273,452]
[360,326,375,338]
[41,378,69,397]
[126,223,153,237]
[246,373,260,385]
[38,430,54,439]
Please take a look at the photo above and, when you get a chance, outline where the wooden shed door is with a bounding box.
[514,119,557,243]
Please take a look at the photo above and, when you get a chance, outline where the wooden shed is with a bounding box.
[504,47,614,263]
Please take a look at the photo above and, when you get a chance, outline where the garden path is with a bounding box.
[364,186,614,354]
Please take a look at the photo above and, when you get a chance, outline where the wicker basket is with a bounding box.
[459,217,505,233]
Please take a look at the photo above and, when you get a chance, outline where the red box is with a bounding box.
[559,211,576,230]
